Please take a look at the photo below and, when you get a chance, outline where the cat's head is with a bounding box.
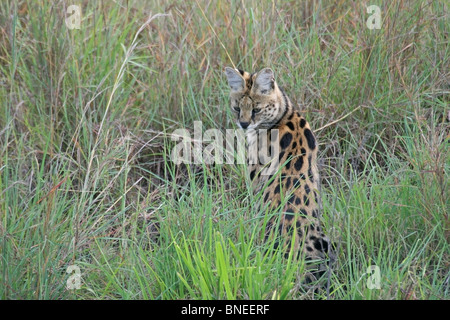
[224,67,286,130]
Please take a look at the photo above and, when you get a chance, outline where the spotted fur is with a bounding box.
[225,67,333,281]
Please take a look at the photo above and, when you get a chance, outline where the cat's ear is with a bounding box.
[224,67,245,92]
[254,68,275,94]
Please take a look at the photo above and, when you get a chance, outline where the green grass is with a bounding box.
[0,0,448,300]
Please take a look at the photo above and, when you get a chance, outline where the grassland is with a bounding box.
[0,0,448,299]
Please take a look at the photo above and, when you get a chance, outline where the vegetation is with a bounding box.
[0,0,448,299]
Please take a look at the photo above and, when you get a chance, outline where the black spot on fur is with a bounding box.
[304,195,310,206]
[308,155,314,182]
[287,193,295,204]
[306,246,313,252]
[285,153,292,169]
[277,223,284,234]
[322,239,329,253]
[278,151,285,161]
[291,141,297,149]
[264,192,270,203]
[292,178,300,188]
[295,197,301,205]
[267,175,275,187]
[280,132,293,150]
[285,177,291,189]
[299,137,303,146]
[286,121,295,131]
[274,184,280,194]
[299,209,307,216]
[285,212,295,221]
[304,184,310,194]
[300,118,306,128]
[300,148,306,155]
[294,156,304,171]
[250,169,256,180]
[312,210,318,218]
[238,69,245,76]
[304,129,316,150]
[286,206,295,213]
[314,239,323,251]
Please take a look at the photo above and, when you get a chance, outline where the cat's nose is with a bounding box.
[239,121,250,129]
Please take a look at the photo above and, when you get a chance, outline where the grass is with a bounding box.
[0,0,448,300]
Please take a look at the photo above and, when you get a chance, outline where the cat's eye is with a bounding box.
[252,108,261,114]
[233,106,240,112]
